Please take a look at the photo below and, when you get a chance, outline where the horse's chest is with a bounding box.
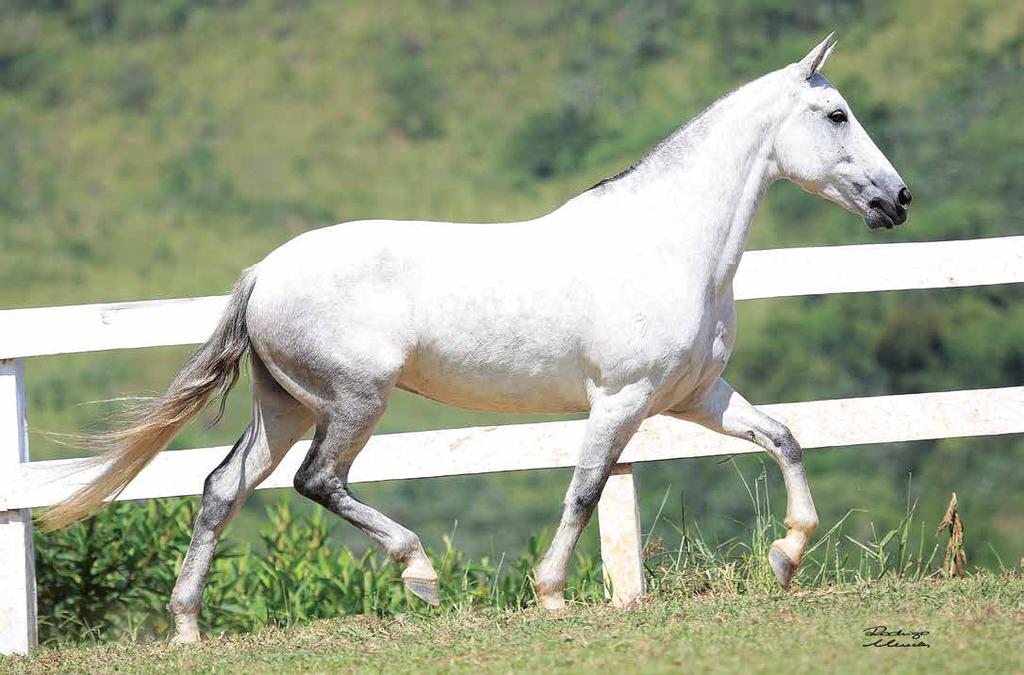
[644,302,736,406]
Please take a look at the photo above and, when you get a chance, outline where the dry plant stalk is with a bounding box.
[935,492,966,578]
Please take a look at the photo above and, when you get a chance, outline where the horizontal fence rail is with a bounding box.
[1,235,1023,654]
[2,235,1022,359]
[4,386,1023,511]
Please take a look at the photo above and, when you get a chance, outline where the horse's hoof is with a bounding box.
[172,629,201,645]
[539,593,566,611]
[404,575,440,606]
[769,544,797,590]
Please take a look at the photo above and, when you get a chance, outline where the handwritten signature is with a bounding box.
[862,625,931,648]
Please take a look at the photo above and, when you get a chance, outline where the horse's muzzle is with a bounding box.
[865,186,911,230]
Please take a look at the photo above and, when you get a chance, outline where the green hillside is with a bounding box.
[2,1,1023,567]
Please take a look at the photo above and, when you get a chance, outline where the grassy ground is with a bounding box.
[6,574,1022,674]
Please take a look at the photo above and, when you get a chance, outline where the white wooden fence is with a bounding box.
[2,235,1023,654]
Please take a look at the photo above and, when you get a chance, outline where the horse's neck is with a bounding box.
[681,119,777,290]
[575,75,785,292]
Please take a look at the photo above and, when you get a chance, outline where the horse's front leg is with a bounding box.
[535,383,651,610]
[667,378,818,588]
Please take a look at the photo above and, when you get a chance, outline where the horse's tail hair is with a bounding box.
[40,268,259,531]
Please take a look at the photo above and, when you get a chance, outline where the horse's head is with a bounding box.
[773,33,912,230]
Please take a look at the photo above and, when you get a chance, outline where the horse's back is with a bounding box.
[245,218,594,411]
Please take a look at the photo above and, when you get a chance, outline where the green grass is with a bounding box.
[6,574,1022,674]
[23,458,1016,673]
[15,462,1021,672]
[30,459,955,647]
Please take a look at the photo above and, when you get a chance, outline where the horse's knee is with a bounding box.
[569,487,601,520]
[566,469,607,521]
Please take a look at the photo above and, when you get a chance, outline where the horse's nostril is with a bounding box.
[898,187,913,206]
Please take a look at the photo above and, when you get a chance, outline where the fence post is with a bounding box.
[597,462,645,606]
[0,359,37,654]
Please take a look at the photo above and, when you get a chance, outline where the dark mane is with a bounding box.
[587,163,640,192]
[584,84,742,194]
[584,132,679,193]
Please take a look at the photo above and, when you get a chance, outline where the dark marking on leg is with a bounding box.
[775,433,803,465]
[568,467,606,522]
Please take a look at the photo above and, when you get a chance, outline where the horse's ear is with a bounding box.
[796,32,837,80]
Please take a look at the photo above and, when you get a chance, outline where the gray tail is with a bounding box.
[41,268,259,530]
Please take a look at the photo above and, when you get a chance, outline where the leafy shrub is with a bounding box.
[0,118,21,214]
[36,499,196,644]
[27,0,236,40]
[113,62,157,112]
[35,498,604,646]
[0,47,60,92]
[35,465,973,647]
[160,141,235,204]
[506,105,601,180]
[379,46,445,141]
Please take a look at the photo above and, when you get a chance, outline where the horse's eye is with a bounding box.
[828,109,848,124]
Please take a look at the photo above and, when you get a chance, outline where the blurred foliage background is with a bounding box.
[2,0,1022,578]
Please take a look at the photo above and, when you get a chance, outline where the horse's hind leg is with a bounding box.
[168,356,313,643]
[292,371,440,605]
[668,378,819,589]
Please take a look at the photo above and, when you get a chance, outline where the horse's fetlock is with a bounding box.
[534,560,565,595]
[388,531,424,564]
[535,573,563,597]
[802,514,819,536]
[167,596,196,617]
[784,513,818,538]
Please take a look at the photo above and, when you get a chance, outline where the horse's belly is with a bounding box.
[398,344,588,414]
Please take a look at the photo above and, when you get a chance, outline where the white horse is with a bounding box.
[45,34,911,643]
